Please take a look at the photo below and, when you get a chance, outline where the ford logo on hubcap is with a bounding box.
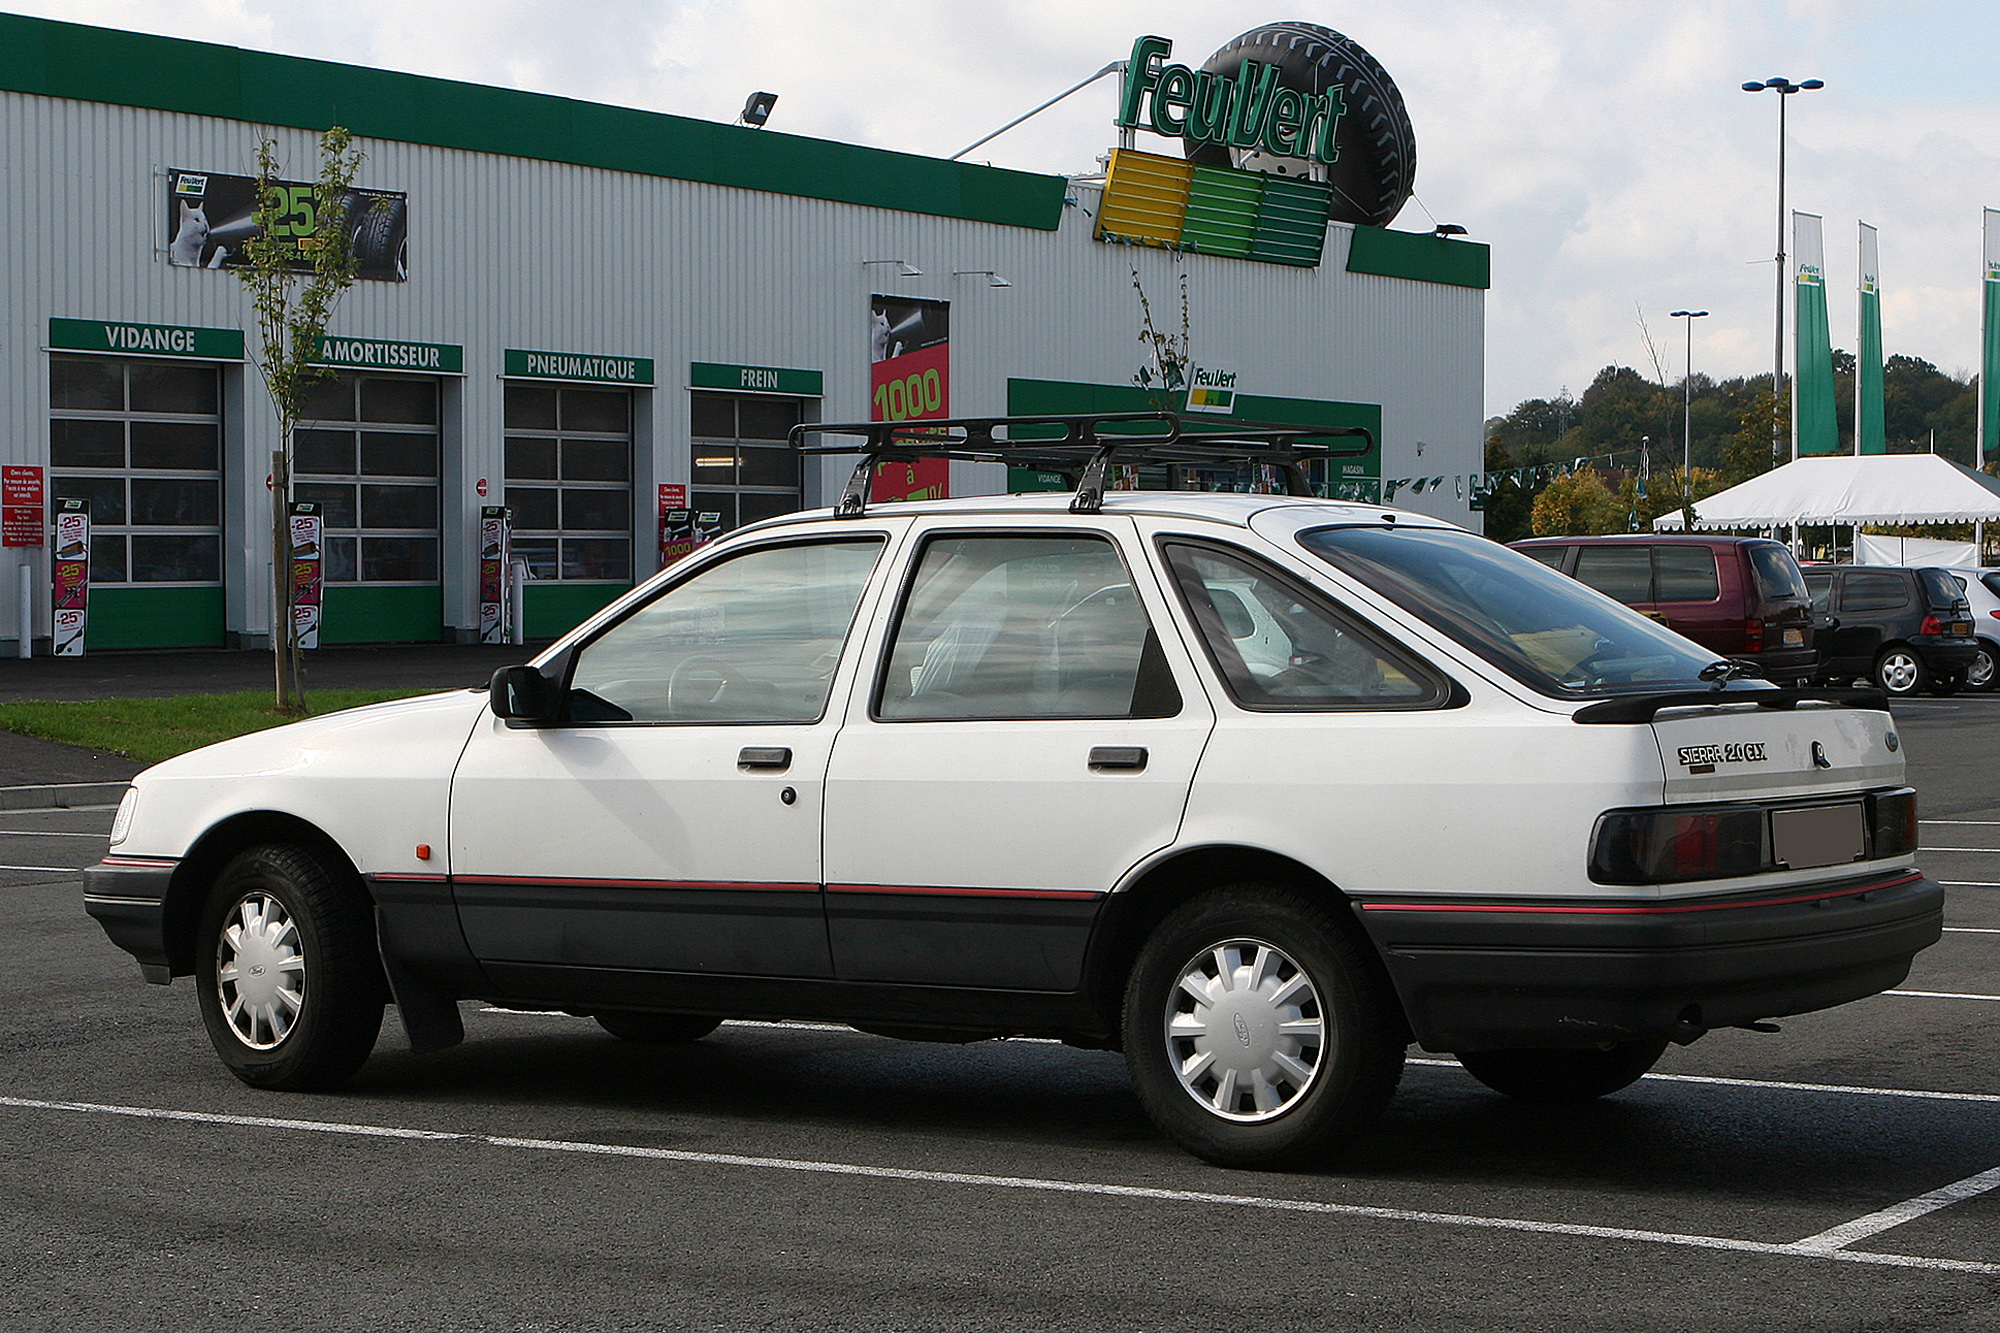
[1233,1014,1252,1046]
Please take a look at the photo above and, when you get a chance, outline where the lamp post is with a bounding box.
[1670,309,1709,529]
[1741,76,1822,465]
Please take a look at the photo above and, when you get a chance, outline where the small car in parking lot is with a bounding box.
[1802,565,1980,697]
[85,415,1943,1169]
[1509,534,1817,684]
[1946,568,2000,692]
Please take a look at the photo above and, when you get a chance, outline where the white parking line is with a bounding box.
[0,830,110,838]
[1941,882,2000,888]
[0,865,83,874]
[1924,821,2000,827]
[1405,1060,2000,1106]
[1886,990,2000,1002]
[0,1094,1994,1275]
[1945,927,2000,934]
[1790,1166,2000,1253]
[1921,848,2000,854]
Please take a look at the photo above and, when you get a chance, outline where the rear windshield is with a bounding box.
[1298,526,1729,699]
[1920,567,1967,608]
[1745,542,1808,602]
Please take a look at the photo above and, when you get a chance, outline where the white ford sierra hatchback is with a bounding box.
[86,420,1941,1168]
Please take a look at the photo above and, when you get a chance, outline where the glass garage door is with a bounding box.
[690,392,804,534]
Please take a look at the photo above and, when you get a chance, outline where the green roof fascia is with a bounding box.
[0,12,1067,231]
[1345,225,1490,290]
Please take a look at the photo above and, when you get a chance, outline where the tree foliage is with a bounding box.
[236,127,370,713]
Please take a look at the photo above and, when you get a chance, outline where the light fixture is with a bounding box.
[738,91,778,128]
[1432,223,1468,238]
[1742,75,1823,462]
[862,259,924,277]
[953,269,1012,288]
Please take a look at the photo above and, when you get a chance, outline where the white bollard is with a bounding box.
[509,559,528,646]
[16,563,30,658]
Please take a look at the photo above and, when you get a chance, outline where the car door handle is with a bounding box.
[738,746,792,771]
[1088,746,1148,771]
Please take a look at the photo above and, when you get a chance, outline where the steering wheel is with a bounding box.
[665,657,747,716]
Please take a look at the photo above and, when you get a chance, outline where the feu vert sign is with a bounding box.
[1117,35,1345,166]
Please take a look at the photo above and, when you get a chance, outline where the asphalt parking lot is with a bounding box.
[2,697,1997,1330]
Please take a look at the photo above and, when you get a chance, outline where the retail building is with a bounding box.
[0,13,1486,652]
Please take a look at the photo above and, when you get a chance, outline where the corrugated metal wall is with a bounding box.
[1,90,1481,649]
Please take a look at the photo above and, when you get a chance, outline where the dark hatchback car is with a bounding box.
[1508,535,1816,684]
[1801,565,1980,697]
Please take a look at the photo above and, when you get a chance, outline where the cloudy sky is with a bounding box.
[14,0,1996,418]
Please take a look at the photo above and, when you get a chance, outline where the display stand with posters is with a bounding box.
[288,501,323,650]
[51,498,89,657]
[478,506,512,644]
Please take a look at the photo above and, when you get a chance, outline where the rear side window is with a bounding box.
[1841,573,1910,612]
[1654,547,1721,603]
[1804,572,1833,614]
[1919,568,1966,607]
[1518,545,1569,571]
[1572,546,1653,603]
[1983,572,2000,600]
[1746,543,1808,601]
[1163,542,1444,710]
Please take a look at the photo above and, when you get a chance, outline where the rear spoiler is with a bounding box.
[1571,686,1889,725]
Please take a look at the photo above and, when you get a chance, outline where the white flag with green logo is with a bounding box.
[1857,222,1886,455]
[1793,212,1839,457]
[1983,208,1999,466]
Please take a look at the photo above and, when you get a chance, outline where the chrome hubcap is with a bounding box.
[1970,649,1996,689]
[216,892,306,1050]
[1880,653,1919,693]
[1165,938,1325,1122]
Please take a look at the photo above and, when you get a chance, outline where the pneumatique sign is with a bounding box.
[165,169,409,282]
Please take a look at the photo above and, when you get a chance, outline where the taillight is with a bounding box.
[1919,613,1946,636]
[1591,806,1766,884]
[1744,617,1764,652]
[1868,789,1919,859]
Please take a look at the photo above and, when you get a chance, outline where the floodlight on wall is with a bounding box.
[739,91,778,128]
[953,269,1012,288]
[862,259,924,277]
[1433,223,1468,238]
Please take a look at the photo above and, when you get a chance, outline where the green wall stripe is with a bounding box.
[320,585,442,644]
[83,586,225,650]
[0,12,1066,232]
[1345,225,1491,289]
[525,584,627,640]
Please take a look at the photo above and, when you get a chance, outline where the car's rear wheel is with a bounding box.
[196,844,384,1090]
[1455,1040,1668,1102]
[1965,643,1997,693]
[593,1011,723,1043]
[1875,646,1927,698]
[1122,885,1404,1169]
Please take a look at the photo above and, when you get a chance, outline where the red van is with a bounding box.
[1509,535,1817,684]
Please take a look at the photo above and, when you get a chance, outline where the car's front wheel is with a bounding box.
[1455,1040,1668,1102]
[1122,885,1405,1169]
[1875,646,1928,698]
[196,844,385,1090]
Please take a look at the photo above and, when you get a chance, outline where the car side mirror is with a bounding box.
[489,665,556,723]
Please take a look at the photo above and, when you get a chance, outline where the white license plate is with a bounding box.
[1771,803,1865,870]
[1783,628,1804,647]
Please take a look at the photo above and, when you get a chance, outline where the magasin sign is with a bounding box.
[1116,34,1346,166]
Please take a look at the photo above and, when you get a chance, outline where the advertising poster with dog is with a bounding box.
[868,296,950,504]
[52,498,89,657]
[165,169,409,282]
[289,502,323,650]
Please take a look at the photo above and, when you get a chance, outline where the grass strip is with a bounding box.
[0,689,436,765]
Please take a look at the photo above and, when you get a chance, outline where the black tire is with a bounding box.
[593,1011,723,1044]
[195,844,385,1091]
[1967,642,1999,693]
[1189,23,1416,226]
[1930,673,1963,697]
[349,195,407,277]
[1874,646,1928,698]
[1455,1040,1667,1103]
[1122,884,1405,1169]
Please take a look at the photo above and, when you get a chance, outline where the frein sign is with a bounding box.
[1116,35,1346,167]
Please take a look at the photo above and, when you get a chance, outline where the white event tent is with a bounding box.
[1653,455,2000,539]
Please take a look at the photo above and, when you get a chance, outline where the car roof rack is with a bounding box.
[787,411,1375,517]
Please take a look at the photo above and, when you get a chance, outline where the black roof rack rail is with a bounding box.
[786,411,1375,517]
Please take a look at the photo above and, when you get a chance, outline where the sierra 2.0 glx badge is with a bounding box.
[1678,742,1767,773]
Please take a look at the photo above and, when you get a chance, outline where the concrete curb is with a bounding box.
[0,782,129,811]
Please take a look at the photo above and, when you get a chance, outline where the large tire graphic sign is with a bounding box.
[165,169,408,282]
[1117,25,1416,228]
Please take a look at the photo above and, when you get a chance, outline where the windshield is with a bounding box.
[1298,525,1736,698]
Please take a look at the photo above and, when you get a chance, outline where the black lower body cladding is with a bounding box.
[1351,870,1942,1052]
